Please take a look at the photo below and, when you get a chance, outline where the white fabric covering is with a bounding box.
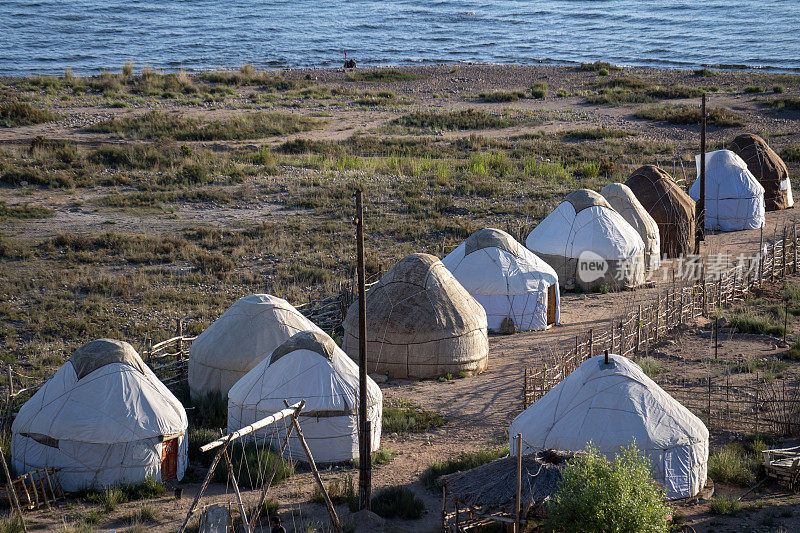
[690,150,765,232]
[509,354,708,498]
[228,331,382,464]
[189,294,324,399]
[441,228,560,331]
[525,190,645,290]
[12,339,188,491]
[600,183,661,275]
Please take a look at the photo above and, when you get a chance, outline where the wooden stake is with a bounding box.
[284,400,342,532]
[354,189,371,510]
[697,93,706,253]
[515,434,523,533]
[441,485,447,533]
[0,448,26,532]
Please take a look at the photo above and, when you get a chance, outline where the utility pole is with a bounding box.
[354,189,371,510]
[696,93,707,254]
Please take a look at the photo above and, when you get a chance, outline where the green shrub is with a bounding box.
[563,128,630,140]
[389,109,514,131]
[312,476,358,511]
[382,398,446,434]
[744,86,762,93]
[370,486,425,520]
[189,390,228,428]
[578,61,621,72]
[0,101,60,127]
[187,427,219,467]
[479,91,525,102]
[530,82,548,99]
[769,97,800,111]
[0,516,25,533]
[693,68,717,76]
[708,495,742,515]
[545,443,671,533]
[597,68,609,76]
[707,446,756,485]
[773,85,785,94]
[635,104,744,127]
[0,201,54,219]
[780,146,800,163]
[347,69,421,83]
[784,340,800,360]
[635,356,661,378]
[421,447,508,487]
[727,314,784,336]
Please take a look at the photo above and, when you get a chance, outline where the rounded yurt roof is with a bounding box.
[626,165,695,259]
[442,228,558,295]
[189,294,322,397]
[729,133,793,211]
[13,339,187,444]
[342,253,488,378]
[509,354,708,453]
[229,330,382,416]
[600,183,661,271]
[691,150,765,199]
[344,253,487,343]
[525,189,644,260]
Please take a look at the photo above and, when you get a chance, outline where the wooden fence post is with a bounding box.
[588,328,594,358]
[636,306,641,354]
[522,367,528,410]
[794,221,798,273]
[755,373,760,435]
[655,298,660,341]
[176,319,183,361]
[782,226,787,278]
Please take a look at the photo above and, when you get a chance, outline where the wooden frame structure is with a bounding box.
[763,445,800,490]
[178,400,341,533]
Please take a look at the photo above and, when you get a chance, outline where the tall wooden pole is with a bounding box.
[696,93,706,254]
[355,190,371,510]
[514,433,523,533]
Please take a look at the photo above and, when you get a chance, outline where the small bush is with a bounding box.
[382,398,446,434]
[597,68,609,76]
[563,127,630,140]
[744,86,762,93]
[348,69,421,83]
[370,486,425,520]
[0,101,60,127]
[530,82,548,99]
[693,68,716,76]
[479,91,525,102]
[421,447,508,487]
[0,201,54,219]
[312,476,358,511]
[100,487,124,512]
[635,104,744,127]
[768,97,800,111]
[707,446,757,485]
[784,340,800,360]
[125,504,161,524]
[0,516,25,533]
[390,109,514,131]
[188,390,227,428]
[635,356,661,378]
[727,314,784,336]
[545,443,671,533]
[780,146,800,163]
[708,495,742,515]
[773,85,785,94]
[578,61,621,72]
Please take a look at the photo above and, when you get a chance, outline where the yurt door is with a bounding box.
[547,285,557,325]
[161,438,179,482]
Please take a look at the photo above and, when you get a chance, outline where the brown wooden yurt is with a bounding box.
[626,165,695,259]
[342,253,489,379]
[730,133,794,211]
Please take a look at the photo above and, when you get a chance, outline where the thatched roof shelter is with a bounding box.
[342,253,488,379]
[440,449,580,517]
[730,133,794,211]
[626,165,695,258]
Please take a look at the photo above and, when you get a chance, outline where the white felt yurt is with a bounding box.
[441,228,560,332]
[228,330,382,464]
[525,189,646,291]
[189,294,323,400]
[600,183,661,276]
[690,150,765,232]
[509,354,708,499]
[342,253,489,379]
[12,339,188,491]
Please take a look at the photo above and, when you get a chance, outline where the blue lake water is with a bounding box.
[2,0,799,75]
